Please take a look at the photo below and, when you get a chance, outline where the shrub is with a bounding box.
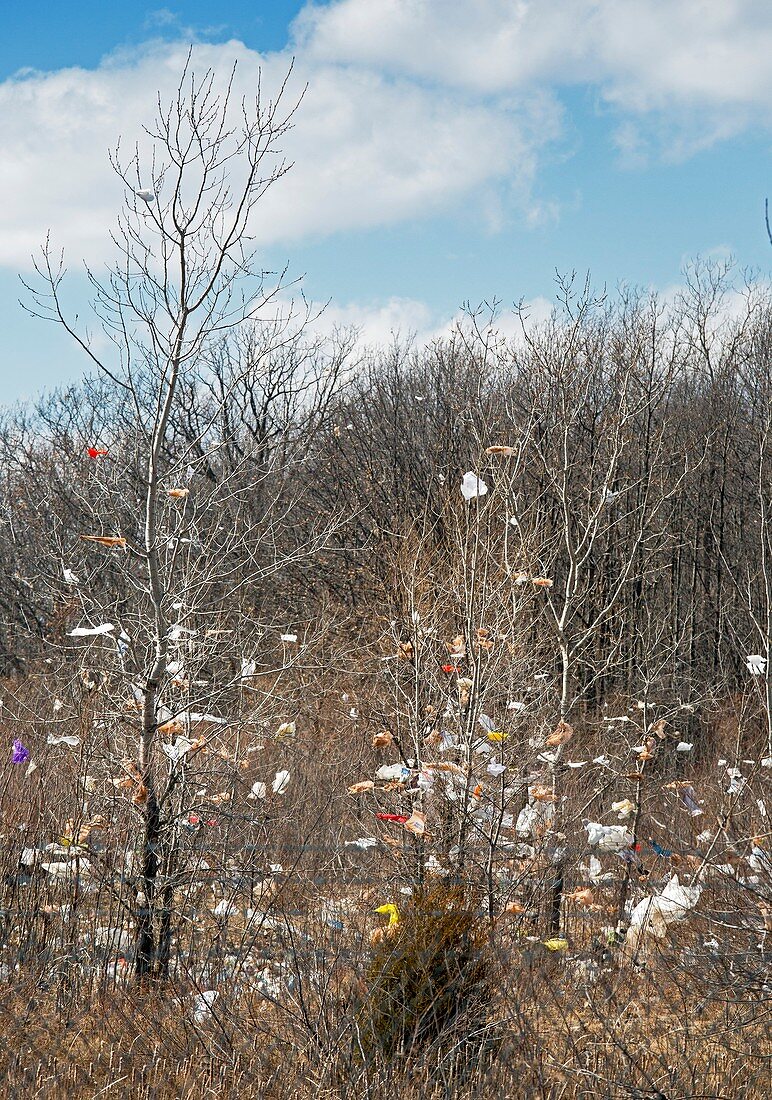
[358,885,494,1069]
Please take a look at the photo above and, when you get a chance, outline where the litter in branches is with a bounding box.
[546,719,573,746]
[513,573,554,588]
[585,823,634,852]
[746,654,767,675]
[370,902,400,945]
[376,763,410,782]
[68,623,115,637]
[530,784,556,803]
[348,780,375,795]
[272,770,291,794]
[160,736,205,766]
[345,837,377,850]
[7,93,772,1086]
[580,855,614,885]
[460,471,488,501]
[626,876,702,945]
[665,781,703,815]
[191,991,218,1025]
[80,535,127,548]
[11,739,30,764]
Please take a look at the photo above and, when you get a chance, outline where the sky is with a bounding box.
[0,0,771,405]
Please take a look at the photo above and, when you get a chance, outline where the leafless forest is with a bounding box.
[0,63,770,1100]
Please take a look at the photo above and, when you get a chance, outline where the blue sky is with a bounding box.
[1,1,771,404]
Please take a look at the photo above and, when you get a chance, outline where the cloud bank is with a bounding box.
[295,0,772,111]
[1,1,770,274]
[0,33,558,271]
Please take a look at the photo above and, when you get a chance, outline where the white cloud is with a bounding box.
[2,1,770,275]
[0,36,560,271]
[294,0,772,143]
[294,1,772,104]
[312,295,437,345]
[307,293,556,350]
[253,67,557,243]
[293,0,593,91]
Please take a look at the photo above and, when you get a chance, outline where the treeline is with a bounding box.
[1,264,771,718]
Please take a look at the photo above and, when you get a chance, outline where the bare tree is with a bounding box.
[20,55,345,981]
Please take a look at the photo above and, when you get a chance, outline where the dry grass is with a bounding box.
[1,671,771,1098]
[0,947,769,1099]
